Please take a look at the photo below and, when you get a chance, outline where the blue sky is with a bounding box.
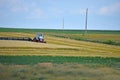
[0,0,120,30]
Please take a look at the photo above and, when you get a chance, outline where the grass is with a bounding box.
[0,56,120,80]
[0,60,120,80]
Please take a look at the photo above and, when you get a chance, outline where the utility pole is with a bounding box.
[85,8,88,35]
[62,18,64,30]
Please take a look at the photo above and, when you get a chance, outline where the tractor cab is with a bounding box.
[33,33,46,43]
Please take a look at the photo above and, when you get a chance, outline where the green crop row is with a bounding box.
[0,56,119,67]
[0,28,120,34]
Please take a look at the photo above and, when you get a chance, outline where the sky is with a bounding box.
[0,0,120,30]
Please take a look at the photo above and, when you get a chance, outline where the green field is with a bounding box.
[0,56,120,65]
[0,28,120,80]
[0,28,120,34]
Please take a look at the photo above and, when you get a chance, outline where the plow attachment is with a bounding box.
[0,37,32,41]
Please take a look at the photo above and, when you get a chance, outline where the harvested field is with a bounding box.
[0,32,120,57]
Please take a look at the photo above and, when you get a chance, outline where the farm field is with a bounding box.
[0,32,120,57]
[0,56,120,80]
[0,62,120,80]
[0,28,120,45]
[0,28,120,80]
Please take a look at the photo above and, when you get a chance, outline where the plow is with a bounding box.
[0,33,46,43]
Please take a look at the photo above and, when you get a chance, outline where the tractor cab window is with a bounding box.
[37,33,43,37]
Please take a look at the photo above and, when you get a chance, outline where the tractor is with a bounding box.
[33,33,46,43]
[0,32,46,43]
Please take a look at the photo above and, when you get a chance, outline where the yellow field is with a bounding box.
[0,32,120,57]
[85,34,120,42]
[66,34,120,42]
